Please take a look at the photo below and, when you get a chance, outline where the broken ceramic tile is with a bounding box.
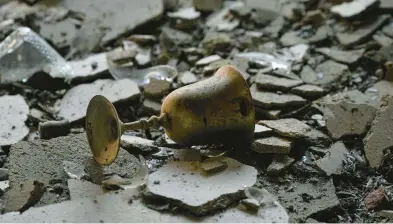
[66,19,105,58]
[0,187,288,223]
[291,84,324,99]
[259,118,310,138]
[61,0,163,45]
[259,118,329,142]
[256,73,303,91]
[267,155,295,176]
[0,180,9,191]
[67,53,109,82]
[280,26,330,47]
[121,135,159,155]
[322,102,377,139]
[315,48,365,64]
[68,179,104,200]
[252,137,292,154]
[142,99,161,115]
[365,80,393,105]
[264,177,339,222]
[143,78,171,99]
[301,60,349,86]
[0,94,29,146]
[6,133,141,206]
[254,124,273,137]
[58,79,140,122]
[380,0,393,10]
[201,32,231,55]
[179,71,198,85]
[200,158,228,174]
[205,1,243,31]
[4,179,46,213]
[203,59,232,75]
[314,142,349,176]
[264,16,285,37]
[195,55,222,66]
[330,0,379,18]
[250,84,307,109]
[172,148,202,162]
[364,95,393,168]
[0,27,74,84]
[336,15,391,47]
[167,7,200,20]
[146,158,257,215]
[373,32,393,47]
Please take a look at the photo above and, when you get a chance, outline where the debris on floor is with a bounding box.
[6,133,141,207]
[364,94,393,168]
[314,142,349,176]
[0,95,29,146]
[58,79,140,122]
[1,0,393,222]
[322,101,377,139]
[146,157,258,216]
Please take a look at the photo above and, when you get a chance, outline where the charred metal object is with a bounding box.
[85,65,255,165]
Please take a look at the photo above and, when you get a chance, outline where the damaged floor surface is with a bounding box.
[1,0,393,223]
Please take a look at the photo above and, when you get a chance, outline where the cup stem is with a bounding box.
[121,114,165,133]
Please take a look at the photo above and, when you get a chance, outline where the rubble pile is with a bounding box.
[0,0,393,223]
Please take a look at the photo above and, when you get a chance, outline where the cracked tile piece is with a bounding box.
[336,14,390,47]
[267,155,295,176]
[4,179,46,213]
[7,133,140,207]
[265,178,339,222]
[259,118,307,138]
[251,84,307,109]
[68,53,109,81]
[61,0,163,45]
[252,137,292,154]
[121,135,159,155]
[301,60,349,86]
[0,187,288,223]
[291,84,324,99]
[364,95,393,168]
[259,118,329,143]
[314,142,349,176]
[330,0,379,18]
[0,94,29,146]
[254,124,273,137]
[323,102,376,139]
[255,73,303,91]
[146,158,257,216]
[315,48,365,64]
[58,79,140,122]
